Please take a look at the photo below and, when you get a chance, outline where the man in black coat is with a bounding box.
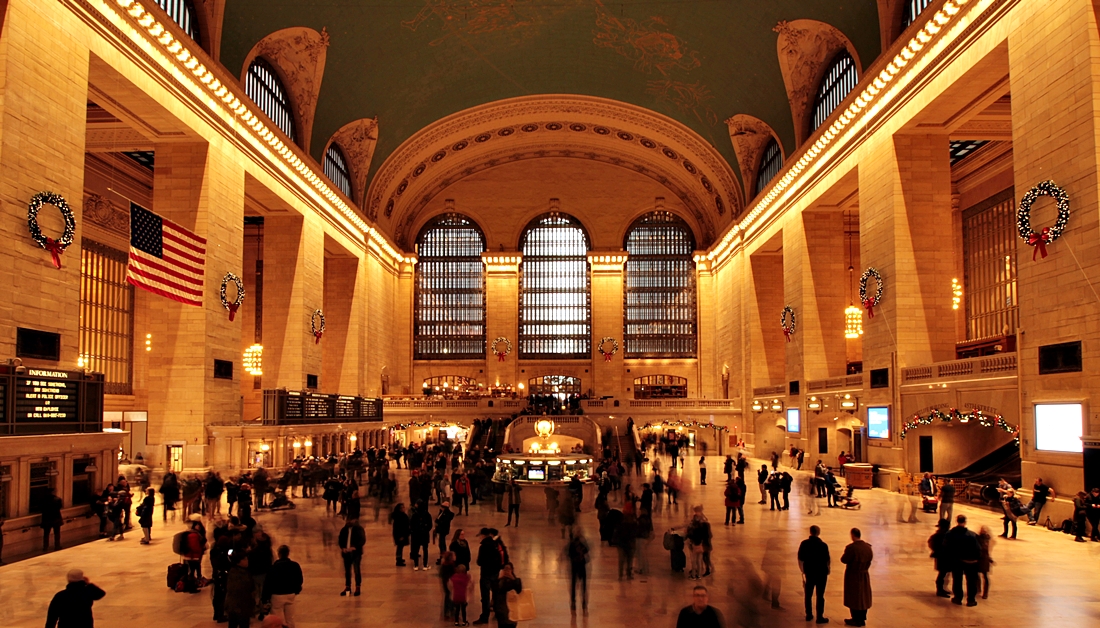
[263,544,304,627]
[434,502,455,564]
[40,489,64,552]
[797,525,831,624]
[338,518,366,596]
[45,569,105,628]
[473,528,504,624]
[945,514,981,606]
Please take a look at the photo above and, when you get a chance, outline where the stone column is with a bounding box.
[483,253,520,390]
[749,251,785,389]
[695,256,718,398]
[589,253,625,397]
[263,214,324,390]
[322,255,361,395]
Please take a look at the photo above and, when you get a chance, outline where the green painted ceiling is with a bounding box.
[220,0,881,191]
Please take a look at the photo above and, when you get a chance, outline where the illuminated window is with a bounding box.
[528,375,582,395]
[414,214,486,359]
[80,240,134,395]
[245,58,296,142]
[624,212,697,358]
[755,138,782,196]
[634,375,688,399]
[812,51,858,132]
[324,143,353,199]
[901,0,935,30]
[962,191,1018,340]
[156,0,199,42]
[519,213,591,359]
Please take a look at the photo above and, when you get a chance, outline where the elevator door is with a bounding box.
[919,435,934,473]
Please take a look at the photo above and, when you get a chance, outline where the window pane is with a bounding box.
[962,191,1018,340]
[902,0,935,29]
[80,241,134,395]
[245,59,296,142]
[157,0,199,42]
[414,214,486,359]
[520,214,591,359]
[624,212,697,358]
[324,144,354,199]
[755,139,782,195]
[812,51,858,132]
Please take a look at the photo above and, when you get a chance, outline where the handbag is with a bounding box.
[506,589,536,621]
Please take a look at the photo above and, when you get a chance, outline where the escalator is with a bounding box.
[940,440,1021,504]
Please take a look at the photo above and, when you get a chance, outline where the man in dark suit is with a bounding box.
[798,525,831,624]
[945,514,981,607]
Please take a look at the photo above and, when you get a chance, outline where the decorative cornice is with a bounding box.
[369,95,742,246]
[83,193,130,236]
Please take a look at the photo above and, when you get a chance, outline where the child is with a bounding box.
[448,563,472,626]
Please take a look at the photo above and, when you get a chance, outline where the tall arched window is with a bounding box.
[519,213,591,359]
[414,214,486,360]
[245,58,296,142]
[157,0,199,42]
[755,138,783,196]
[624,212,697,358]
[811,51,858,132]
[901,0,935,30]
[324,143,353,199]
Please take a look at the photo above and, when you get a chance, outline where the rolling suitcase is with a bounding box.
[167,561,186,589]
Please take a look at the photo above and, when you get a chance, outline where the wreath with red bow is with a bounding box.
[27,192,76,269]
[491,337,512,362]
[780,306,796,342]
[311,309,326,344]
[1018,181,1070,261]
[220,273,245,321]
[859,268,883,319]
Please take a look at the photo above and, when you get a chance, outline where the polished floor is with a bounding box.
[3,454,1099,627]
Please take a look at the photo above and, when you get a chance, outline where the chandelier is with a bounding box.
[844,211,863,339]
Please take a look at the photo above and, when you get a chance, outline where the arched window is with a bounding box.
[624,212,697,358]
[519,213,591,359]
[755,138,783,196]
[245,58,296,142]
[414,214,486,360]
[324,143,353,199]
[811,51,858,132]
[157,0,199,42]
[901,0,935,30]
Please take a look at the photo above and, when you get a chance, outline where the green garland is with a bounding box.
[901,408,1019,445]
[642,420,728,432]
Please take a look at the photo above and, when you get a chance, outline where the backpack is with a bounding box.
[1062,519,1075,534]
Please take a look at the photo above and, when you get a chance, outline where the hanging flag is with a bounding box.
[126,203,206,306]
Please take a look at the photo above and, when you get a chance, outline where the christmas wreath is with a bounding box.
[780,306,796,342]
[220,273,245,321]
[311,309,326,344]
[597,336,619,361]
[27,192,76,269]
[491,337,512,362]
[859,267,883,319]
[1018,180,1070,261]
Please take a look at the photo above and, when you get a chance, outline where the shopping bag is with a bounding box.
[507,588,537,621]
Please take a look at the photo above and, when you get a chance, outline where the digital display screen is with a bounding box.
[867,406,890,439]
[16,375,78,423]
[786,408,800,433]
[526,468,546,481]
[1035,403,1083,453]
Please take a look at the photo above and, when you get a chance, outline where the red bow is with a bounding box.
[44,237,64,269]
[862,298,876,319]
[782,328,791,343]
[496,352,506,362]
[227,304,240,322]
[603,352,614,362]
[1028,227,1050,260]
[314,331,323,344]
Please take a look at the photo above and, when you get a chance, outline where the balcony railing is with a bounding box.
[752,385,786,397]
[901,353,1017,385]
[806,374,864,393]
[381,396,740,413]
[263,390,383,426]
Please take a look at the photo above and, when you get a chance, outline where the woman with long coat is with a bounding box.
[840,527,873,627]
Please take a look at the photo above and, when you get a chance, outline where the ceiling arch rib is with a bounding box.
[368,95,742,249]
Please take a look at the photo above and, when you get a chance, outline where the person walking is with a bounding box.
[40,489,64,552]
[723,480,741,525]
[263,545,303,627]
[1000,489,1022,539]
[411,500,434,570]
[1025,478,1054,525]
[339,518,366,596]
[137,488,155,544]
[204,472,224,518]
[435,501,455,563]
[675,585,725,628]
[927,519,952,597]
[780,472,793,511]
[567,528,590,614]
[505,480,521,527]
[210,534,231,623]
[945,514,980,607]
[45,569,106,628]
[798,525,830,624]
[453,473,471,516]
[939,481,955,522]
[160,471,179,523]
[840,528,873,626]
[493,563,523,628]
[473,528,503,625]
[767,472,782,511]
[757,465,769,504]
[976,525,993,600]
[723,456,734,482]
[698,456,707,485]
[225,554,256,628]
[391,503,411,566]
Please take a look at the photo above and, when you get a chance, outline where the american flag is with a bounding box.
[126,203,206,306]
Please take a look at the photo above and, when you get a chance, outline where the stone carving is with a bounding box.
[327,117,378,206]
[773,20,859,145]
[83,193,130,236]
[366,95,742,235]
[725,114,782,199]
[242,27,330,152]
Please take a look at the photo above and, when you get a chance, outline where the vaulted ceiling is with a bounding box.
[219,0,881,219]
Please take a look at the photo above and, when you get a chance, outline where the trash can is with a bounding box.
[843,463,874,489]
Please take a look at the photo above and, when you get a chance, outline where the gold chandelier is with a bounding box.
[844,211,863,339]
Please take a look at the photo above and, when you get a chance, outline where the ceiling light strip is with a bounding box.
[100,0,407,264]
[707,0,981,265]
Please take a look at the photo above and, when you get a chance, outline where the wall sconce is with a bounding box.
[304,438,313,448]
[751,400,764,412]
[770,399,784,412]
[951,278,962,310]
[77,355,87,369]
[349,434,358,443]
[145,333,152,352]
[839,394,858,411]
[292,440,301,449]
[260,442,270,452]
[84,462,99,473]
[243,344,263,376]
[808,396,821,412]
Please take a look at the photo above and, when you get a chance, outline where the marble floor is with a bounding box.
[4,454,1100,627]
